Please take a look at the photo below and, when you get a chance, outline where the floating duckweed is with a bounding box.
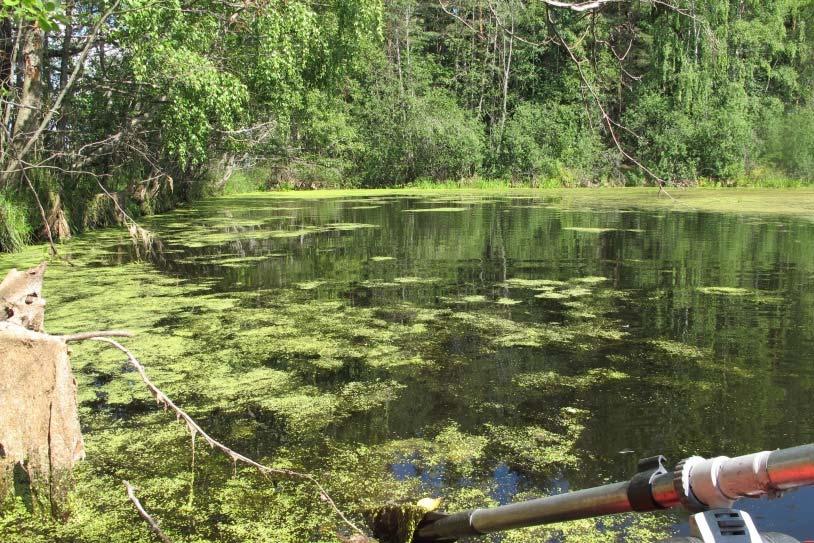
[215,255,283,267]
[697,286,752,296]
[535,291,569,300]
[338,381,406,414]
[562,227,615,233]
[294,280,326,290]
[365,504,427,543]
[502,278,567,288]
[325,222,380,230]
[591,329,629,341]
[270,227,321,238]
[3,189,792,543]
[561,287,593,298]
[393,276,439,284]
[650,339,707,358]
[567,310,597,319]
[358,280,400,288]
[572,276,608,284]
[514,368,630,390]
[485,416,584,474]
[402,207,467,213]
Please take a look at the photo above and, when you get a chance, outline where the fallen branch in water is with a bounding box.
[83,336,364,537]
[124,480,173,543]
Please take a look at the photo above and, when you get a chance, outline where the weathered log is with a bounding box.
[0,263,84,517]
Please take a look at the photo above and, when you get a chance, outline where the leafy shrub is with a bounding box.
[0,193,32,253]
[499,101,606,185]
[624,87,753,182]
[766,105,814,181]
[357,89,484,185]
[222,167,269,194]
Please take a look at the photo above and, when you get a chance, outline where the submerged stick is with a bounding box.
[88,336,363,536]
[124,480,173,543]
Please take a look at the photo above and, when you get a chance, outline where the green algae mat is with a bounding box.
[2,189,814,542]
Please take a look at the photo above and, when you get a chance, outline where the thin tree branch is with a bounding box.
[89,336,364,536]
[546,10,677,198]
[0,0,121,182]
[124,480,173,543]
[540,0,623,12]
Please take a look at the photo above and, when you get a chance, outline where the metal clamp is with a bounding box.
[627,455,669,511]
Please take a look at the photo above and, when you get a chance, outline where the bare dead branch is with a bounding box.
[0,0,121,183]
[545,10,679,199]
[124,480,173,543]
[540,0,623,12]
[93,337,364,536]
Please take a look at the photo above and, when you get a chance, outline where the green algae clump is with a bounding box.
[697,286,752,296]
[364,504,427,543]
[562,227,616,233]
[402,207,467,213]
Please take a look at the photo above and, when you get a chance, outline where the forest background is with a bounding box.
[1,0,813,252]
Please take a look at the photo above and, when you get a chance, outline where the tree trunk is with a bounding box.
[4,23,45,186]
[0,263,85,518]
[11,23,44,150]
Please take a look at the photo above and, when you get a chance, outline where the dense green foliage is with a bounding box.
[0,193,30,252]
[309,0,814,187]
[2,0,814,251]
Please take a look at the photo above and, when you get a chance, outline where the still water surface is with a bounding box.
[57,193,814,538]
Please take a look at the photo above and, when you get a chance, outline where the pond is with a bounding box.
[2,189,814,542]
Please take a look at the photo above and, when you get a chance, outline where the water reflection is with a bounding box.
[107,194,814,538]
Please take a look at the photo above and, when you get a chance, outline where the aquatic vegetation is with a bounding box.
[402,207,467,213]
[484,408,588,475]
[2,189,812,543]
[572,276,608,284]
[430,424,488,470]
[451,294,489,304]
[295,280,327,290]
[697,286,753,296]
[649,339,707,359]
[501,278,567,288]
[513,368,629,391]
[535,291,570,300]
[325,223,380,231]
[393,276,440,284]
[562,227,616,233]
[696,286,784,304]
[365,503,428,543]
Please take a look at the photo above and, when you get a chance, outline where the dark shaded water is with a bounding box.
[121,193,814,538]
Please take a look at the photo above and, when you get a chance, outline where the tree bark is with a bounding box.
[10,23,45,160]
[0,263,85,518]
